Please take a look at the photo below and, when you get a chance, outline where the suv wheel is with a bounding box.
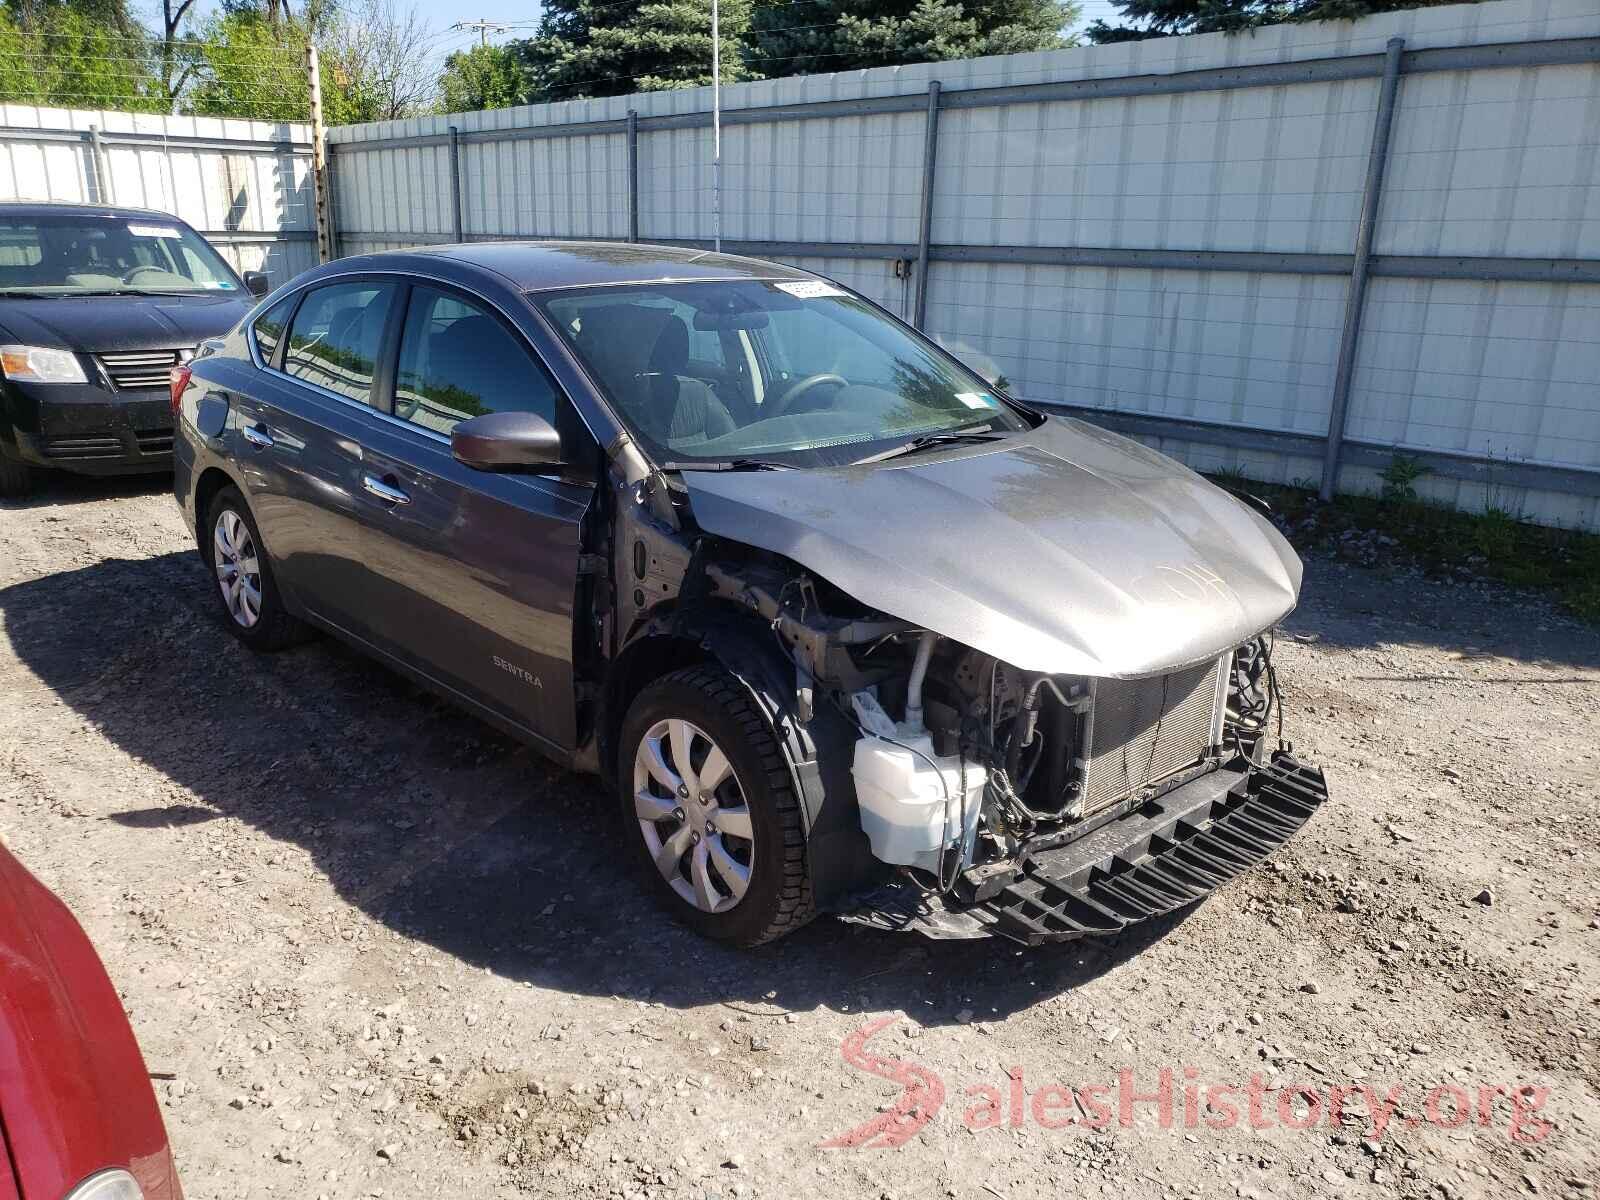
[619,666,814,946]
[205,486,310,651]
[0,455,34,499]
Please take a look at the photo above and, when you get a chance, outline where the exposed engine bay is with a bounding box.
[607,534,1326,943]
[589,415,1330,946]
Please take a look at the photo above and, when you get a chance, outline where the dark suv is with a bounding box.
[173,242,1329,948]
[0,203,267,497]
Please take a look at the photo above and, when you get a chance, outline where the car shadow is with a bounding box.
[0,470,172,511]
[1,550,1189,1027]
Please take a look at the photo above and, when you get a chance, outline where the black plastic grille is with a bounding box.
[40,435,122,459]
[988,755,1329,945]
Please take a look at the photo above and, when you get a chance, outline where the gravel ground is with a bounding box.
[1,473,1596,1200]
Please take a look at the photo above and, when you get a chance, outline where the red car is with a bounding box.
[0,840,181,1199]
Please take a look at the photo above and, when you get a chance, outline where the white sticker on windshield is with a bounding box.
[127,223,182,239]
[955,391,997,409]
[774,280,847,300]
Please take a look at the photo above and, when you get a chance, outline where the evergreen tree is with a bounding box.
[1087,0,1475,42]
[516,0,757,102]
[439,43,527,112]
[747,0,1078,80]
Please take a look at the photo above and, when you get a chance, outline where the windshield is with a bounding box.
[538,279,1031,468]
[0,214,241,296]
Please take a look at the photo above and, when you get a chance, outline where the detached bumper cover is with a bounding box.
[839,753,1328,946]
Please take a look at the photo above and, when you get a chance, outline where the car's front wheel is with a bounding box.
[204,485,310,651]
[619,666,814,945]
[0,455,35,499]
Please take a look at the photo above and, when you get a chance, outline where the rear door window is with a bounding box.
[392,286,556,436]
[282,280,397,405]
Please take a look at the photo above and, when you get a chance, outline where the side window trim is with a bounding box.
[268,291,304,372]
[370,280,411,416]
[247,290,304,373]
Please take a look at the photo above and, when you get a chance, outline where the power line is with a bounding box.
[449,18,512,47]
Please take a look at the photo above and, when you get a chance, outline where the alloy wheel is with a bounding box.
[213,509,262,629]
[632,718,754,913]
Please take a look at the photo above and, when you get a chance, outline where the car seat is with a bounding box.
[575,305,736,445]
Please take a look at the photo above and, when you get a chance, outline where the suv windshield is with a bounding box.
[538,279,1031,468]
[0,214,241,296]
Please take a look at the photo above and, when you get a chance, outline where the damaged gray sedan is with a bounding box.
[173,242,1329,947]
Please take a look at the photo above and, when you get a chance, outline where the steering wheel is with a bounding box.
[121,265,169,284]
[766,372,846,418]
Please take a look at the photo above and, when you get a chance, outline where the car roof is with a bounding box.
[400,240,816,292]
[0,201,191,222]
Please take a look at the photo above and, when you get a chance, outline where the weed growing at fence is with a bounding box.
[1209,477,1600,625]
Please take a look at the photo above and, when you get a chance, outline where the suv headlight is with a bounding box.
[0,344,87,383]
[64,1169,144,1200]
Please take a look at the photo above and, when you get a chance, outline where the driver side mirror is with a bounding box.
[451,410,562,472]
[243,270,271,298]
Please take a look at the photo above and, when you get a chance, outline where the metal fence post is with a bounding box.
[448,125,463,243]
[1320,37,1405,502]
[627,109,639,242]
[85,125,108,203]
[912,80,942,330]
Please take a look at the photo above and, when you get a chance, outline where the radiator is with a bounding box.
[1080,656,1226,815]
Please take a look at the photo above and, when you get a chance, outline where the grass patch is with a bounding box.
[1209,476,1600,626]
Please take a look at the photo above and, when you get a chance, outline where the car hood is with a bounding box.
[681,416,1302,677]
[0,292,250,353]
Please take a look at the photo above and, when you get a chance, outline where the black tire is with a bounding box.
[618,665,814,946]
[0,454,34,499]
[203,485,311,652]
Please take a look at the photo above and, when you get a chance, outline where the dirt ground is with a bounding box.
[1,473,1596,1200]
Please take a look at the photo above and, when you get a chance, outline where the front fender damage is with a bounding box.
[598,447,1330,946]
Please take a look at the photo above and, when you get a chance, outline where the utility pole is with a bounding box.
[306,42,333,264]
[711,0,721,253]
[450,18,509,47]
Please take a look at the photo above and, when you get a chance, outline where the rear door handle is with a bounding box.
[241,423,274,448]
[362,474,411,505]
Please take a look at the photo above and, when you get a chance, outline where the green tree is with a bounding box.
[747,0,1077,79]
[439,42,526,112]
[183,8,309,121]
[515,0,757,102]
[186,1,429,125]
[1087,0,1474,42]
[4,0,141,37]
[0,3,165,112]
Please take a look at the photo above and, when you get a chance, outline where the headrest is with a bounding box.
[649,314,690,377]
[575,305,671,388]
[431,315,504,369]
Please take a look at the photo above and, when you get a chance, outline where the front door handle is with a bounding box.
[241,423,274,448]
[362,474,411,505]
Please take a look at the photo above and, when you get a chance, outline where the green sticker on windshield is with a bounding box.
[956,392,997,409]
